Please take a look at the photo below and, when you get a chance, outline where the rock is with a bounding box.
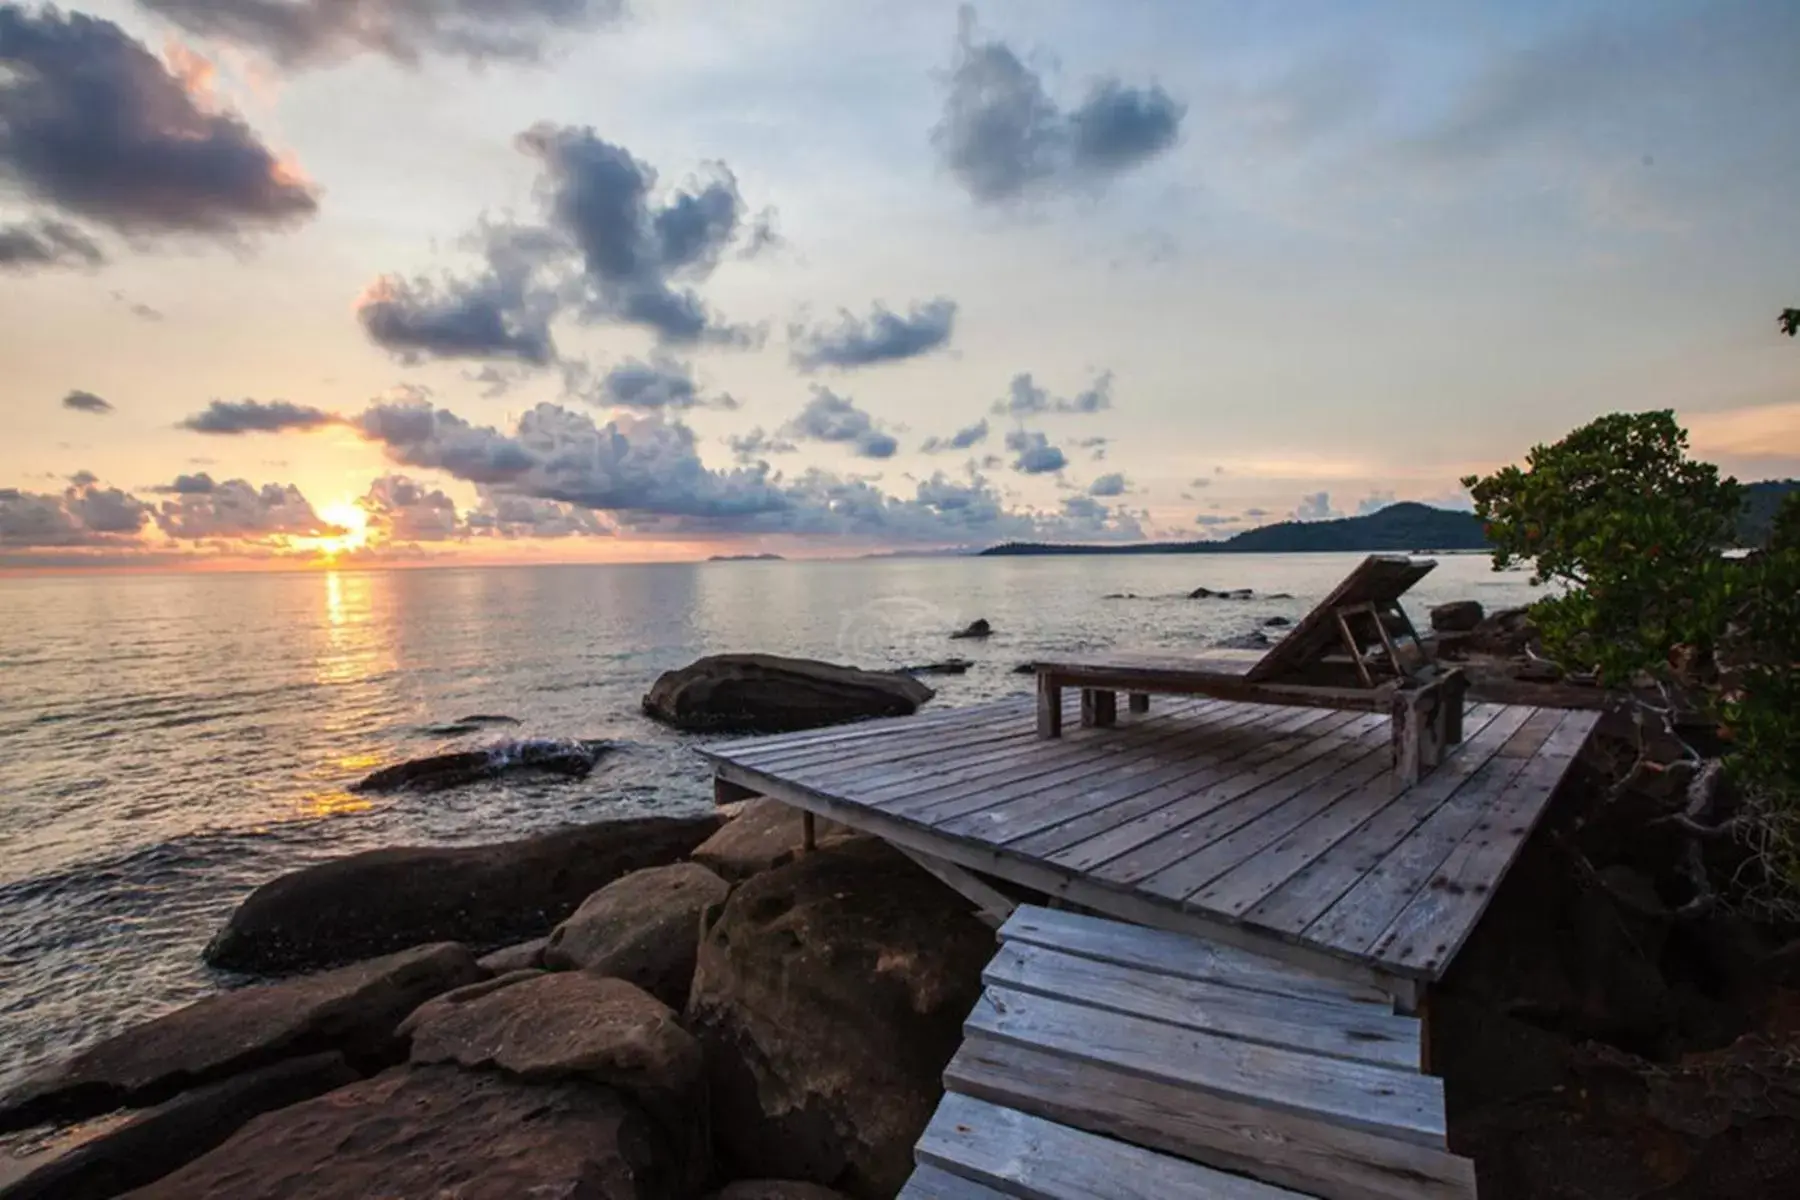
[688,838,993,1199]
[642,654,934,734]
[0,1053,357,1200]
[1189,586,1254,600]
[692,798,853,883]
[1101,592,1139,600]
[1010,662,1038,675]
[417,713,521,737]
[948,618,991,639]
[121,1064,682,1200]
[897,659,971,676]
[350,738,610,793]
[1211,629,1272,651]
[1262,615,1292,628]
[477,936,548,974]
[398,970,546,1035]
[714,1184,852,1200]
[1430,599,1485,633]
[204,815,721,975]
[543,863,731,1007]
[1468,606,1537,658]
[0,943,480,1132]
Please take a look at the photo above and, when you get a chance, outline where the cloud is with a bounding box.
[1194,513,1235,527]
[563,355,734,411]
[789,298,958,371]
[466,491,610,538]
[932,6,1185,204]
[1087,472,1126,497]
[1189,476,1212,489]
[726,427,799,463]
[178,399,342,435]
[1293,491,1340,522]
[991,370,1113,416]
[782,388,898,459]
[61,389,113,414]
[1062,495,1107,520]
[0,6,318,238]
[1357,490,1397,515]
[153,477,338,539]
[1004,428,1067,474]
[1,478,150,546]
[1243,507,1269,519]
[359,474,460,542]
[920,417,990,454]
[0,218,103,271]
[137,0,626,68]
[358,225,560,365]
[151,472,218,494]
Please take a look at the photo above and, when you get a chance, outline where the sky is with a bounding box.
[2,0,1798,569]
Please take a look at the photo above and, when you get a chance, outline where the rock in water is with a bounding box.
[204,815,721,975]
[351,738,609,793]
[122,1065,679,1200]
[641,654,933,734]
[1430,599,1485,633]
[687,839,993,1199]
[542,863,730,1008]
[1189,586,1254,600]
[897,658,972,676]
[0,944,481,1132]
[948,618,991,639]
[690,798,853,883]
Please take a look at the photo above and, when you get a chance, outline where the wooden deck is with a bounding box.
[900,906,1477,1200]
[703,692,1599,998]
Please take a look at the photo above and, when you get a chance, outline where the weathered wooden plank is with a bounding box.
[984,942,1419,1069]
[1002,708,1350,859]
[1369,711,1599,975]
[1301,709,1570,957]
[940,703,1321,845]
[967,986,1446,1147]
[742,703,1043,775]
[712,696,1022,759]
[997,904,1390,1009]
[916,1091,1313,1200]
[1189,710,1507,918]
[947,1039,1474,1200]
[1133,733,1400,904]
[896,1163,1015,1200]
[1066,713,1390,879]
[1043,658,1400,713]
[1241,705,1536,938]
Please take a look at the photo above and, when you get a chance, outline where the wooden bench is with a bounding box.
[900,905,1477,1200]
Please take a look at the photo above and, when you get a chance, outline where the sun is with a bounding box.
[308,501,372,560]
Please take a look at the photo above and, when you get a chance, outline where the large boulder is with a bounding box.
[0,1053,357,1200]
[642,655,933,734]
[1430,599,1485,633]
[0,943,480,1132]
[121,1065,681,1200]
[714,1184,852,1200]
[543,862,731,1007]
[687,839,994,1199]
[691,798,853,883]
[351,739,610,794]
[204,814,722,975]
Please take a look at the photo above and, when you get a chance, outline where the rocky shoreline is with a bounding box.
[3,633,1798,1198]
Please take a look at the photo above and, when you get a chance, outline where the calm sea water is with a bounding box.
[0,552,1538,1092]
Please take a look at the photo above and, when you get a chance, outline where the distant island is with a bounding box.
[708,553,785,562]
[982,484,1800,557]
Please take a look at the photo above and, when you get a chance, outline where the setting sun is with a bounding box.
[308,501,372,560]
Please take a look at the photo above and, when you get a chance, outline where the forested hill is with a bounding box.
[981,502,1485,556]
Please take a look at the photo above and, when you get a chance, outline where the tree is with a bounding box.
[1462,410,1740,683]
[1782,308,1799,337]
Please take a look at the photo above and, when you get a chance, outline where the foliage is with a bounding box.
[1782,307,1799,337]
[1462,411,1741,683]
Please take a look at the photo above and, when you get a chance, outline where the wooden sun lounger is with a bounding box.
[1034,556,1466,785]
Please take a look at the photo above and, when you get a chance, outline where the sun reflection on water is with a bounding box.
[297,790,375,819]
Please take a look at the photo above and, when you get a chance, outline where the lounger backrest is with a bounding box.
[1244,554,1436,684]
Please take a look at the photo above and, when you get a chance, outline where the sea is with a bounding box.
[0,552,1540,1093]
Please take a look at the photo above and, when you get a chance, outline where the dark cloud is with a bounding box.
[466,363,532,397]
[726,427,798,464]
[67,469,97,487]
[1,478,150,546]
[179,399,341,435]
[1189,475,1212,489]
[466,491,610,538]
[358,225,560,365]
[154,477,338,539]
[360,474,460,542]
[137,0,626,68]
[1061,494,1107,521]
[991,370,1113,417]
[1004,428,1066,474]
[0,6,318,237]
[789,298,958,371]
[0,218,102,270]
[1194,513,1235,527]
[564,355,735,411]
[920,417,989,454]
[1293,491,1339,522]
[151,472,217,494]
[932,6,1185,204]
[1087,471,1126,497]
[1243,507,1269,519]
[783,388,898,459]
[61,389,113,414]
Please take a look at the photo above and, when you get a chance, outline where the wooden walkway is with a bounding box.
[703,692,1598,1001]
[898,906,1476,1200]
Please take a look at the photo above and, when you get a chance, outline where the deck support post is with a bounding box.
[1036,673,1063,739]
[1128,692,1150,715]
[1080,689,1117,728]
[802,811,816,852]
[897,847,1017,929]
